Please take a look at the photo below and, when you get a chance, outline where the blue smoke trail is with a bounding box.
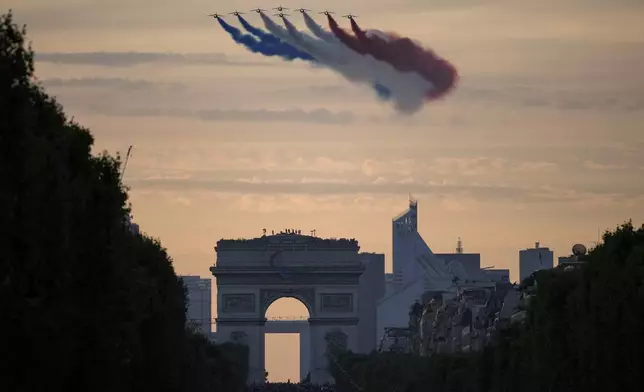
[237,15,280,44]
[374,83,392,100]
[236,15,315,61]
[225,16,391,101]
[217,18,314,61]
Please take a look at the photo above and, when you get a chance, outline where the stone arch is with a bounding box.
[260,288,316,319]
[212,236,365,385]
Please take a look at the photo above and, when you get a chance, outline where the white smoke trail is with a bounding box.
[299,13,433,114]
[258,13,327,70]
[301,13,337,43]
[258,12,431,113]
[259,13,385,92]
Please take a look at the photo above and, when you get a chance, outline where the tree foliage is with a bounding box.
[331,221,644,392]
[0,10,247,392]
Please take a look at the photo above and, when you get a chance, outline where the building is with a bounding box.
[377,199,493,344]
[181,275,213,336]
[519,242,554,282]
[557,244,589,270]
[357,253,386,353]
[434,253,482,282]
[484,269,511,283]
[211,231,366,384]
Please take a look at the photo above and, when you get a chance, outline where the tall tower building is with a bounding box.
[519,242,554,282]
[391,196,423,285]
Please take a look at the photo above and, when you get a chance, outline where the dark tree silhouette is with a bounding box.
[0,10,247,392]
[330,221,644,392]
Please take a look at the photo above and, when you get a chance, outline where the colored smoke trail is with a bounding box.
[258,12,392,101]
[314,14,433,113]
[282,15,394,101]
[331,15,458,100]
[325,15,367,55]
[349,18,458,99]
[301,12,337,44]
[216,17,314,61]
[213,12,458,113]
[237,15,281,43]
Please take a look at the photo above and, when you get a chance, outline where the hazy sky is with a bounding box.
[11,0,644,382]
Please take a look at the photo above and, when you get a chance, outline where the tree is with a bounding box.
[0,10,247,392]
[330,221,644,392]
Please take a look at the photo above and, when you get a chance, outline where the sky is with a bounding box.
[10,0,644,382]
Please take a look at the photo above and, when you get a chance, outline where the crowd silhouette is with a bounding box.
[248,382,336,392]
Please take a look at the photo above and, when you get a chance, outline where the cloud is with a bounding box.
[361,157,557,178]
[85,106,358,124]
[513,161,559,172]
[425,157,506,176]
[193,108,356,124]
[582,161,627,171]
[35,52,275,68]
[272,85,349,97]
[41,77,186,92]
[453,84,644,113]
[126,176,628,204]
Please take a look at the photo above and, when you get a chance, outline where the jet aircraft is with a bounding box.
[293,8,311,13]
[250,8,267,13]
[208,13,223,19]
[273,5,289,12]
[318,10,335,16]
[273,12,289,18]
[343,14,357,19]
[229,11,245,16]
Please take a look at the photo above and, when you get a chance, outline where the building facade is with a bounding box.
[519,242,554,283]
[181,275,213,336]
[434,253,483,282]
[377,199,493,344]
[483,269,511,283]
[211,232,365,385]
[357,252,386,354]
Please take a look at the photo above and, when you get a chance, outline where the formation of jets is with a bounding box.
[208,6,356,19]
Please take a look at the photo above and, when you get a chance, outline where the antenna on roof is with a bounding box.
[409,193,417,208]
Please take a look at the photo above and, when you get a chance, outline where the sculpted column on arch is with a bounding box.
[216,291,266,384]
[308,291,360,384]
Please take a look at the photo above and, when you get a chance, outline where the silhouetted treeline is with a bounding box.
[330,221,644,392]
[0,11,247,392]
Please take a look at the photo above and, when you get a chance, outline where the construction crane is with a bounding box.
[120,145,133,181]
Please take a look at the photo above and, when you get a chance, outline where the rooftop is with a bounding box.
[216,231,360,251]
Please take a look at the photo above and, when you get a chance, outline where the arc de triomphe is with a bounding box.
[211,232,364,385]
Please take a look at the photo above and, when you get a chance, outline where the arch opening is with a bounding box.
[264,297,311,383]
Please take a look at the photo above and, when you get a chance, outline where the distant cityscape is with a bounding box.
[180,198,588,383]
[181,198,578,334]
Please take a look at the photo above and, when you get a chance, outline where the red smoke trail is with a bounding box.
[328,15,458,100]
[349,18,418,73]
[325,14,366,55]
